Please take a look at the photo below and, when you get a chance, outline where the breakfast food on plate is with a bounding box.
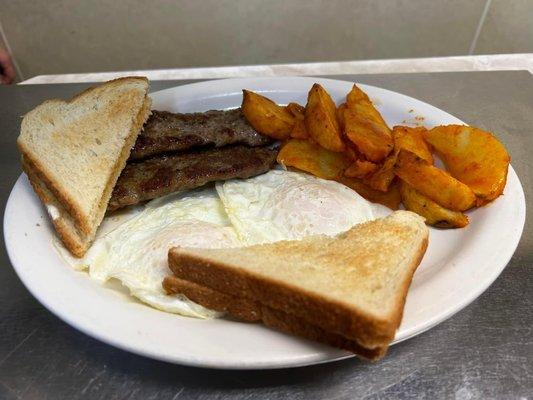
[130,108,271,161]
[399,181,469,228]
[343,85,393,162]
[345,158,379,179]
[241,89,295,140]
[18,78,280,255]
[110,107,278,210]
[58,188,239,317]
[368,125,433,192]
[216,170,390,245]
[243,83,510,228]
[108,145,277,210]
[163,211,429,360]
[167,277,387,359]
[61,169,388,316]
[338,176,402,210]
[17,76,512,361]
[285,102,309,139]
[18,77,152,256]
[277,139,351,180]
[426,125,510,205]
[305,83,345,152]
[393,126,434,163]
[395,149,477,211]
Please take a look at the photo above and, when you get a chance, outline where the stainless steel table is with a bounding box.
[1,72,531,399]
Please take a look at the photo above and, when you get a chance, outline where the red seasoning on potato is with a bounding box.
[305,84,345,152]
[242,90,294,140]
[426,125,510,205]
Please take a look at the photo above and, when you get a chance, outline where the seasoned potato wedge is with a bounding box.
[277,139,351,180]
[427,125,510,205]
[344,108,393,162]
[343,86,393,162]
[305,84,345,152]
[344,142,360,161]
[346,84,371,105]
[285,102,309,139]
[368,151,397,192]
[368,126,432,192]
[395,150,476,211]
[338,176,401,210]
[290,119,309,139]
[286,102,306,118]
[242,90,294,140]
[344,159,378,179]
[400,181,469,228]
[394,126,433,163]
[337,102,348,131]
[346,86,392,133]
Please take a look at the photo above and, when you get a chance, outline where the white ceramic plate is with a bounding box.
[4,77,525,369]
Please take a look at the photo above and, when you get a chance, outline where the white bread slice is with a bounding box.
[22,158,92,256]
[168,211,428,349]
[17,77,151,256]
[163,275,387,360]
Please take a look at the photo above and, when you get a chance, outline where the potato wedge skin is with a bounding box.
[346,84,371,105]
[394,126,433,163]
[290,119,309,139]
[277,139,351,180]
[395,149,476,211]
[400,181,469,228]
[337,103,348,132]
[338,176,401,210]
[305,84,345,152]
[346,85,391,134]
[344,143,360,161]
[242,90,294,140]
[344,159,378,179]
[368,151,397,191]
[285,102,309,139]
[286,102,306,117]
[427,125,510,205]
[343,85,393,162]
[368,126,432,192]
[344,108,393,162]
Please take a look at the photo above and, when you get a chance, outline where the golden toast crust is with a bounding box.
[163,275,387,360]
[168,213,428,349]
[17,77,151,256]
[22,158,89,257]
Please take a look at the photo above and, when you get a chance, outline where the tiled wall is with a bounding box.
[0,0,531,80]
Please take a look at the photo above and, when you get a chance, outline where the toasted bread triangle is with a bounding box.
[163,275,387,360]
[168,211,428,349]
[18,77,151,256]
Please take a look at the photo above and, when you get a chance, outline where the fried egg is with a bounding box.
[56,188,241,318]
[216,170,390,245]
[55,170,390,318]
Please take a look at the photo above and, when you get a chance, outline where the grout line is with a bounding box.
[469,0,492,55]
[0,18,24,81]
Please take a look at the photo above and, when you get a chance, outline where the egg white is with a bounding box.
[57,187,241,318]
[55,170,391,319]
[216,170,389,245]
